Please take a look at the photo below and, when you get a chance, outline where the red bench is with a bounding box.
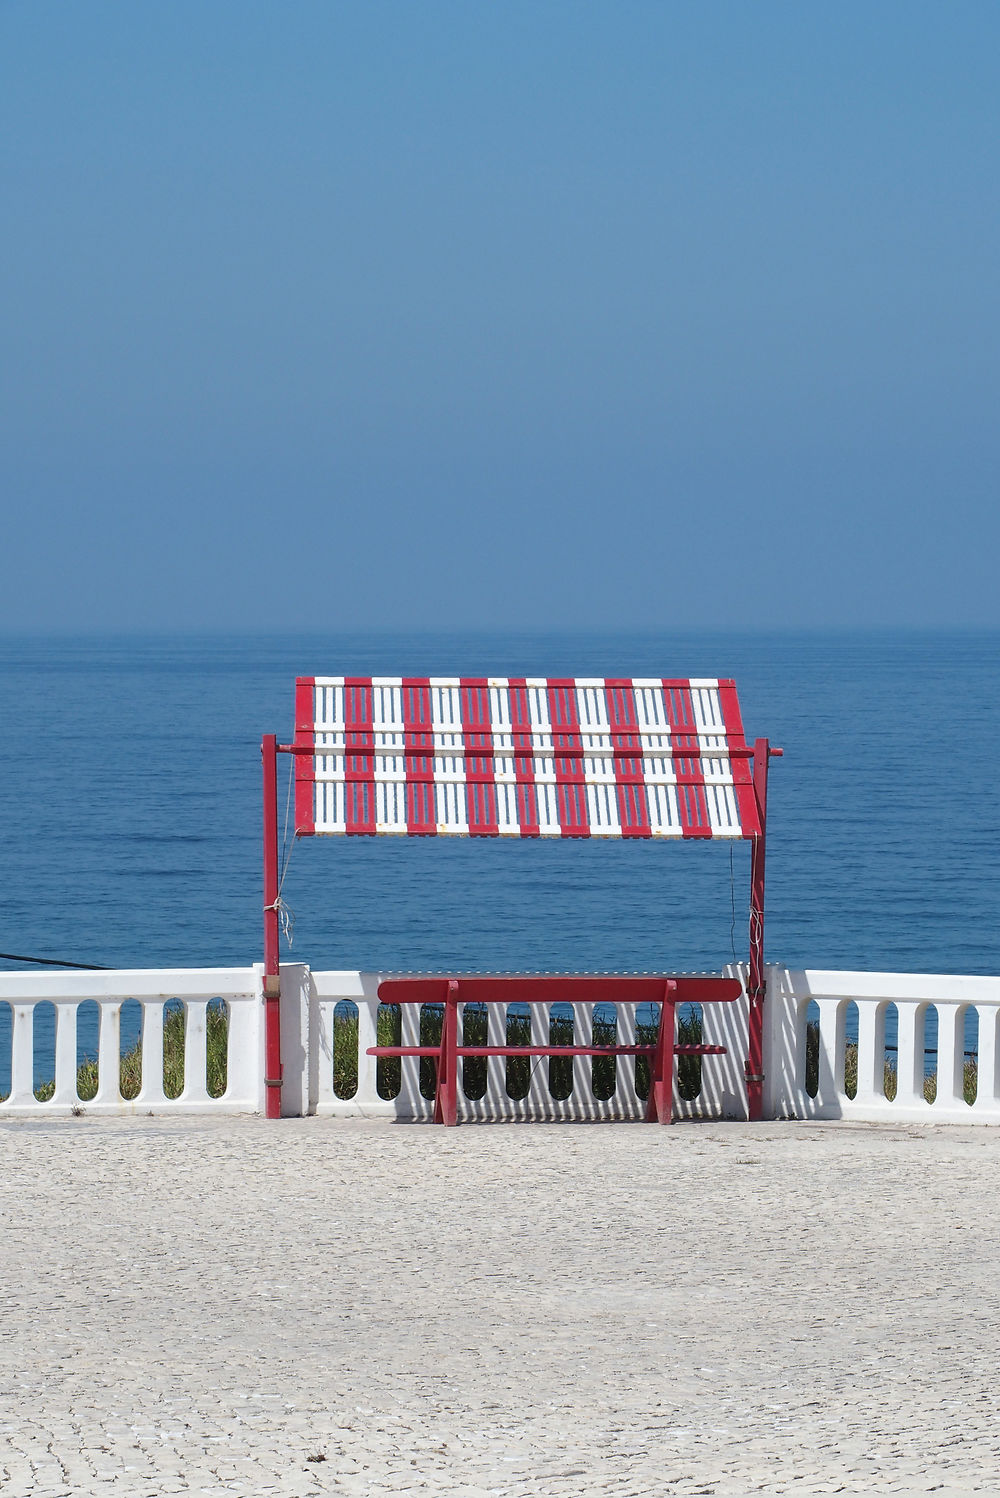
[369,973,742,1124]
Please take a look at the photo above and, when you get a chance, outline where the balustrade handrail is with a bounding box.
[0,967,258,1001]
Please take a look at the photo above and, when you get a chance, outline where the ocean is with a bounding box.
[1,630,997,1087]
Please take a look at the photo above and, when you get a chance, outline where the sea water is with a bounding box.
[1,630,997,1089]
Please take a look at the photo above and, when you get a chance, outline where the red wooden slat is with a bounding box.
[547,679,589,838]
[460,678,498,837]
[401,678,436,835]
[646,988,677,1124]
[662,680,712,839]
[508,679,540,837]
[344,678,376,835]
[604,679,652,839]
[717,679,761,838]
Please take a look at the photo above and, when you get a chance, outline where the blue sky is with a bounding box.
[2,1,998,632]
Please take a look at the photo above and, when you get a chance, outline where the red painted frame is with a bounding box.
[261,734,283,1119]
[261,689,780,1122]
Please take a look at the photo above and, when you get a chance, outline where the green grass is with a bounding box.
[27,1002,229,1104]
[805,1021,977,1105]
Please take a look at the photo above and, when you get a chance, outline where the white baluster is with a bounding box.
[855,1001,887,1104]
[458,1002,477,1108]
[356,1000,380,1107]
[95,1001,121,1105]
[578,1003,595,1117]
[570,1002,589,1107]
[972,1005,999,1113]
[526,1005,550,1117]
[796,1000,814,1108]
[397,1002,423,1117]
[894,1002,926,1106]
[814,998,843,1105]
[10,1004,36,1106]
[223,996,258,1107]
[182,1000,210,1103]
[486,999,507,1116]
[615,1002,637,1116]
[54,1003,79,1106]
[138,1001,166,1108]
[934,1003,965,1108]
[315,1000,337,1108]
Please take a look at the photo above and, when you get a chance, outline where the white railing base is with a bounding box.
[765,966,1000,1126]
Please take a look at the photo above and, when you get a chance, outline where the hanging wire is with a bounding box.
[0,951,109,970]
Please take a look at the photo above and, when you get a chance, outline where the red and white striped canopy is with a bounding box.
[293,677,762,840]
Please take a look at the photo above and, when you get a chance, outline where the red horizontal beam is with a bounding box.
[376,976,742,1006]
[278,741,756,760]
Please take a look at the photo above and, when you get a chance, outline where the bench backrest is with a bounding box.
[292,675,761,840]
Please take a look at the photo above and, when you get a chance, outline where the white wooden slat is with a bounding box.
[496,780,520,835]
[372,680,404,834]
[330,780,347,834]
[703,782,742,836]
[488,680,516,790]
[647,782,683,837]
[431,682,467,833]
[576,685,618,831]
[585,781,621,837]
[375,779,406,835]
[536,781,561,836]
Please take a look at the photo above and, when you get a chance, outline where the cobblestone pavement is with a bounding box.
[1,1116,998,1497]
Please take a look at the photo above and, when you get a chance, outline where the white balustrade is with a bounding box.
[764,968,1000,1123]
[0,969,263,1117]
[3,961,998,1124]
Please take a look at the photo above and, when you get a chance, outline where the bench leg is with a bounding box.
[433,981,460,1125]
[646,996,676,1124]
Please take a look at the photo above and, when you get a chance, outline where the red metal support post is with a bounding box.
[262,733,283,1120]
[746,737,772,1122]
[645,979,678,1124]
[433,980,460,1126]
